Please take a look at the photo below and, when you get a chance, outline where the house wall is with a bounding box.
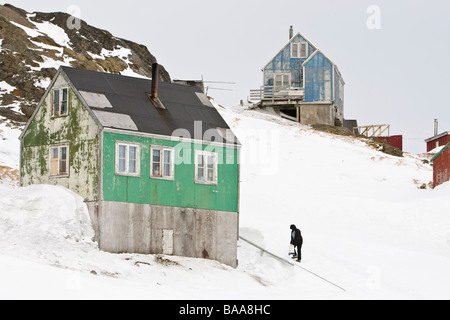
[299,103,334,126]
[333,67,345,125]
[433,146,450,188]
[20,74,100,201]
[263,34,316,88]
[101,131,240,213]
[98,131,240,267]
[427,135,450,152]
[97,201,238,267]
[304,51,333,103]
[379,135,403,151]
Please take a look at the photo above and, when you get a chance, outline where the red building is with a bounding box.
[431,143,450,188]
[425,132,450,152]
[379,135,403,151]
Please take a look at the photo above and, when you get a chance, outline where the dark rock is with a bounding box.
[0,4,171,124]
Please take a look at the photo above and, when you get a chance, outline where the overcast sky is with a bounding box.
[6,0,450,154]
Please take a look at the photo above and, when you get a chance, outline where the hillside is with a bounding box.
[0,3,170,123]
[1,100,450,299]
[0,4,449,299]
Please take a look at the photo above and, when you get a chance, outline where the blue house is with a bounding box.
[251,27,345,127]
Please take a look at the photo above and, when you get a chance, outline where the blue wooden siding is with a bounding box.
[334,69,344,110]
[263,34,316,88]
[304,51,333,102]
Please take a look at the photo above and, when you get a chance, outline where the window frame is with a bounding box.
[49,144,70,177]
[291,42,308,58]
[115,141,141,177]
[52,88,69,117]
[194,150,218,185]
[150,145,175,180]
[274,73,291,89]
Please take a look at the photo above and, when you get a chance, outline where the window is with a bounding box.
[49,145,69,176]
[195,151,218,185]
[115,142,140,176]
[52,88,69,117]
[300,42,308,58]
[274,73,291,89]
[291,42,308,58]
[150,146,174,180]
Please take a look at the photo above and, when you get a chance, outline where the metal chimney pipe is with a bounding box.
[289,26,293,40]
[434,119,438,136]
[151,62,159,101]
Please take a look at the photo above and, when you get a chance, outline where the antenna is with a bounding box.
[202,76,235,96]
[173,75,235,96]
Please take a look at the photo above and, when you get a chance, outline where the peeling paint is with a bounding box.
[102,131,239,213]
[20,73,99,201]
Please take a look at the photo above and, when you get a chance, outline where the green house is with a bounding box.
[19,66,241,267]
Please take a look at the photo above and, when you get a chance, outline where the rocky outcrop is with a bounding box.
[0,4,171,124]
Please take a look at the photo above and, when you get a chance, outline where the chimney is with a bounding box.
[289,26,293,40]
[151,62,159,101]
[434,119,439,136]
[148,62,166,109]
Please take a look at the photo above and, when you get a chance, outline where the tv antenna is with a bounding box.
[202,75,235,96]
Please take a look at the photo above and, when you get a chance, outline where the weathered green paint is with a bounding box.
[20,72,239,212]
[102,131,239,213]
[20,73,99,201]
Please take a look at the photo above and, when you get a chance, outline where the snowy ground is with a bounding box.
[1,104,450,300]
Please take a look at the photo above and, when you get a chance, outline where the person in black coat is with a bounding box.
[290,224,303,262]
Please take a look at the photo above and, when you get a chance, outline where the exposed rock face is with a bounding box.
[0,4,171,124]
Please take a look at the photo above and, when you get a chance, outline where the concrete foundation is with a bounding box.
[299,103,334,126]
[87,201,238,268]
[262,102,343,127]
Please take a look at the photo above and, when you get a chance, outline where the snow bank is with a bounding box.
[0,185,95,267]
[0,121,21,169]
[0,184,93,242]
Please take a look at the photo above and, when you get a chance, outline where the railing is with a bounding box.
[353,124,390,137]
[250,86,305,103]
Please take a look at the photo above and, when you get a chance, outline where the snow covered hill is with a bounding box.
[1,103,450,300]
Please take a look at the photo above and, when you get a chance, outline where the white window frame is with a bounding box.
[291,42,308,58]
[150,145,175,180]
[115,141,141,177]
[274,73,291,89]
[49,144,70,177]
[195,150,218,185]
[52,88,69,117]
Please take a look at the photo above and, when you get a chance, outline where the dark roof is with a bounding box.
[60,66,238,145]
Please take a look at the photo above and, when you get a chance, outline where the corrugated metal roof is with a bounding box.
[61,66,238,145]
[425,131,449,143]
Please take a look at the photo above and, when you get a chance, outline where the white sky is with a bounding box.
[6,0,450,154]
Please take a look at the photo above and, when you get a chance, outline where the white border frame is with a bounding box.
[114,140,141,177]
[291,41,308,58]
[51,87,69,117]
[48,143,70,178]
[274,73,291,89]
[150,145,175,181]
[194,150,218,185]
